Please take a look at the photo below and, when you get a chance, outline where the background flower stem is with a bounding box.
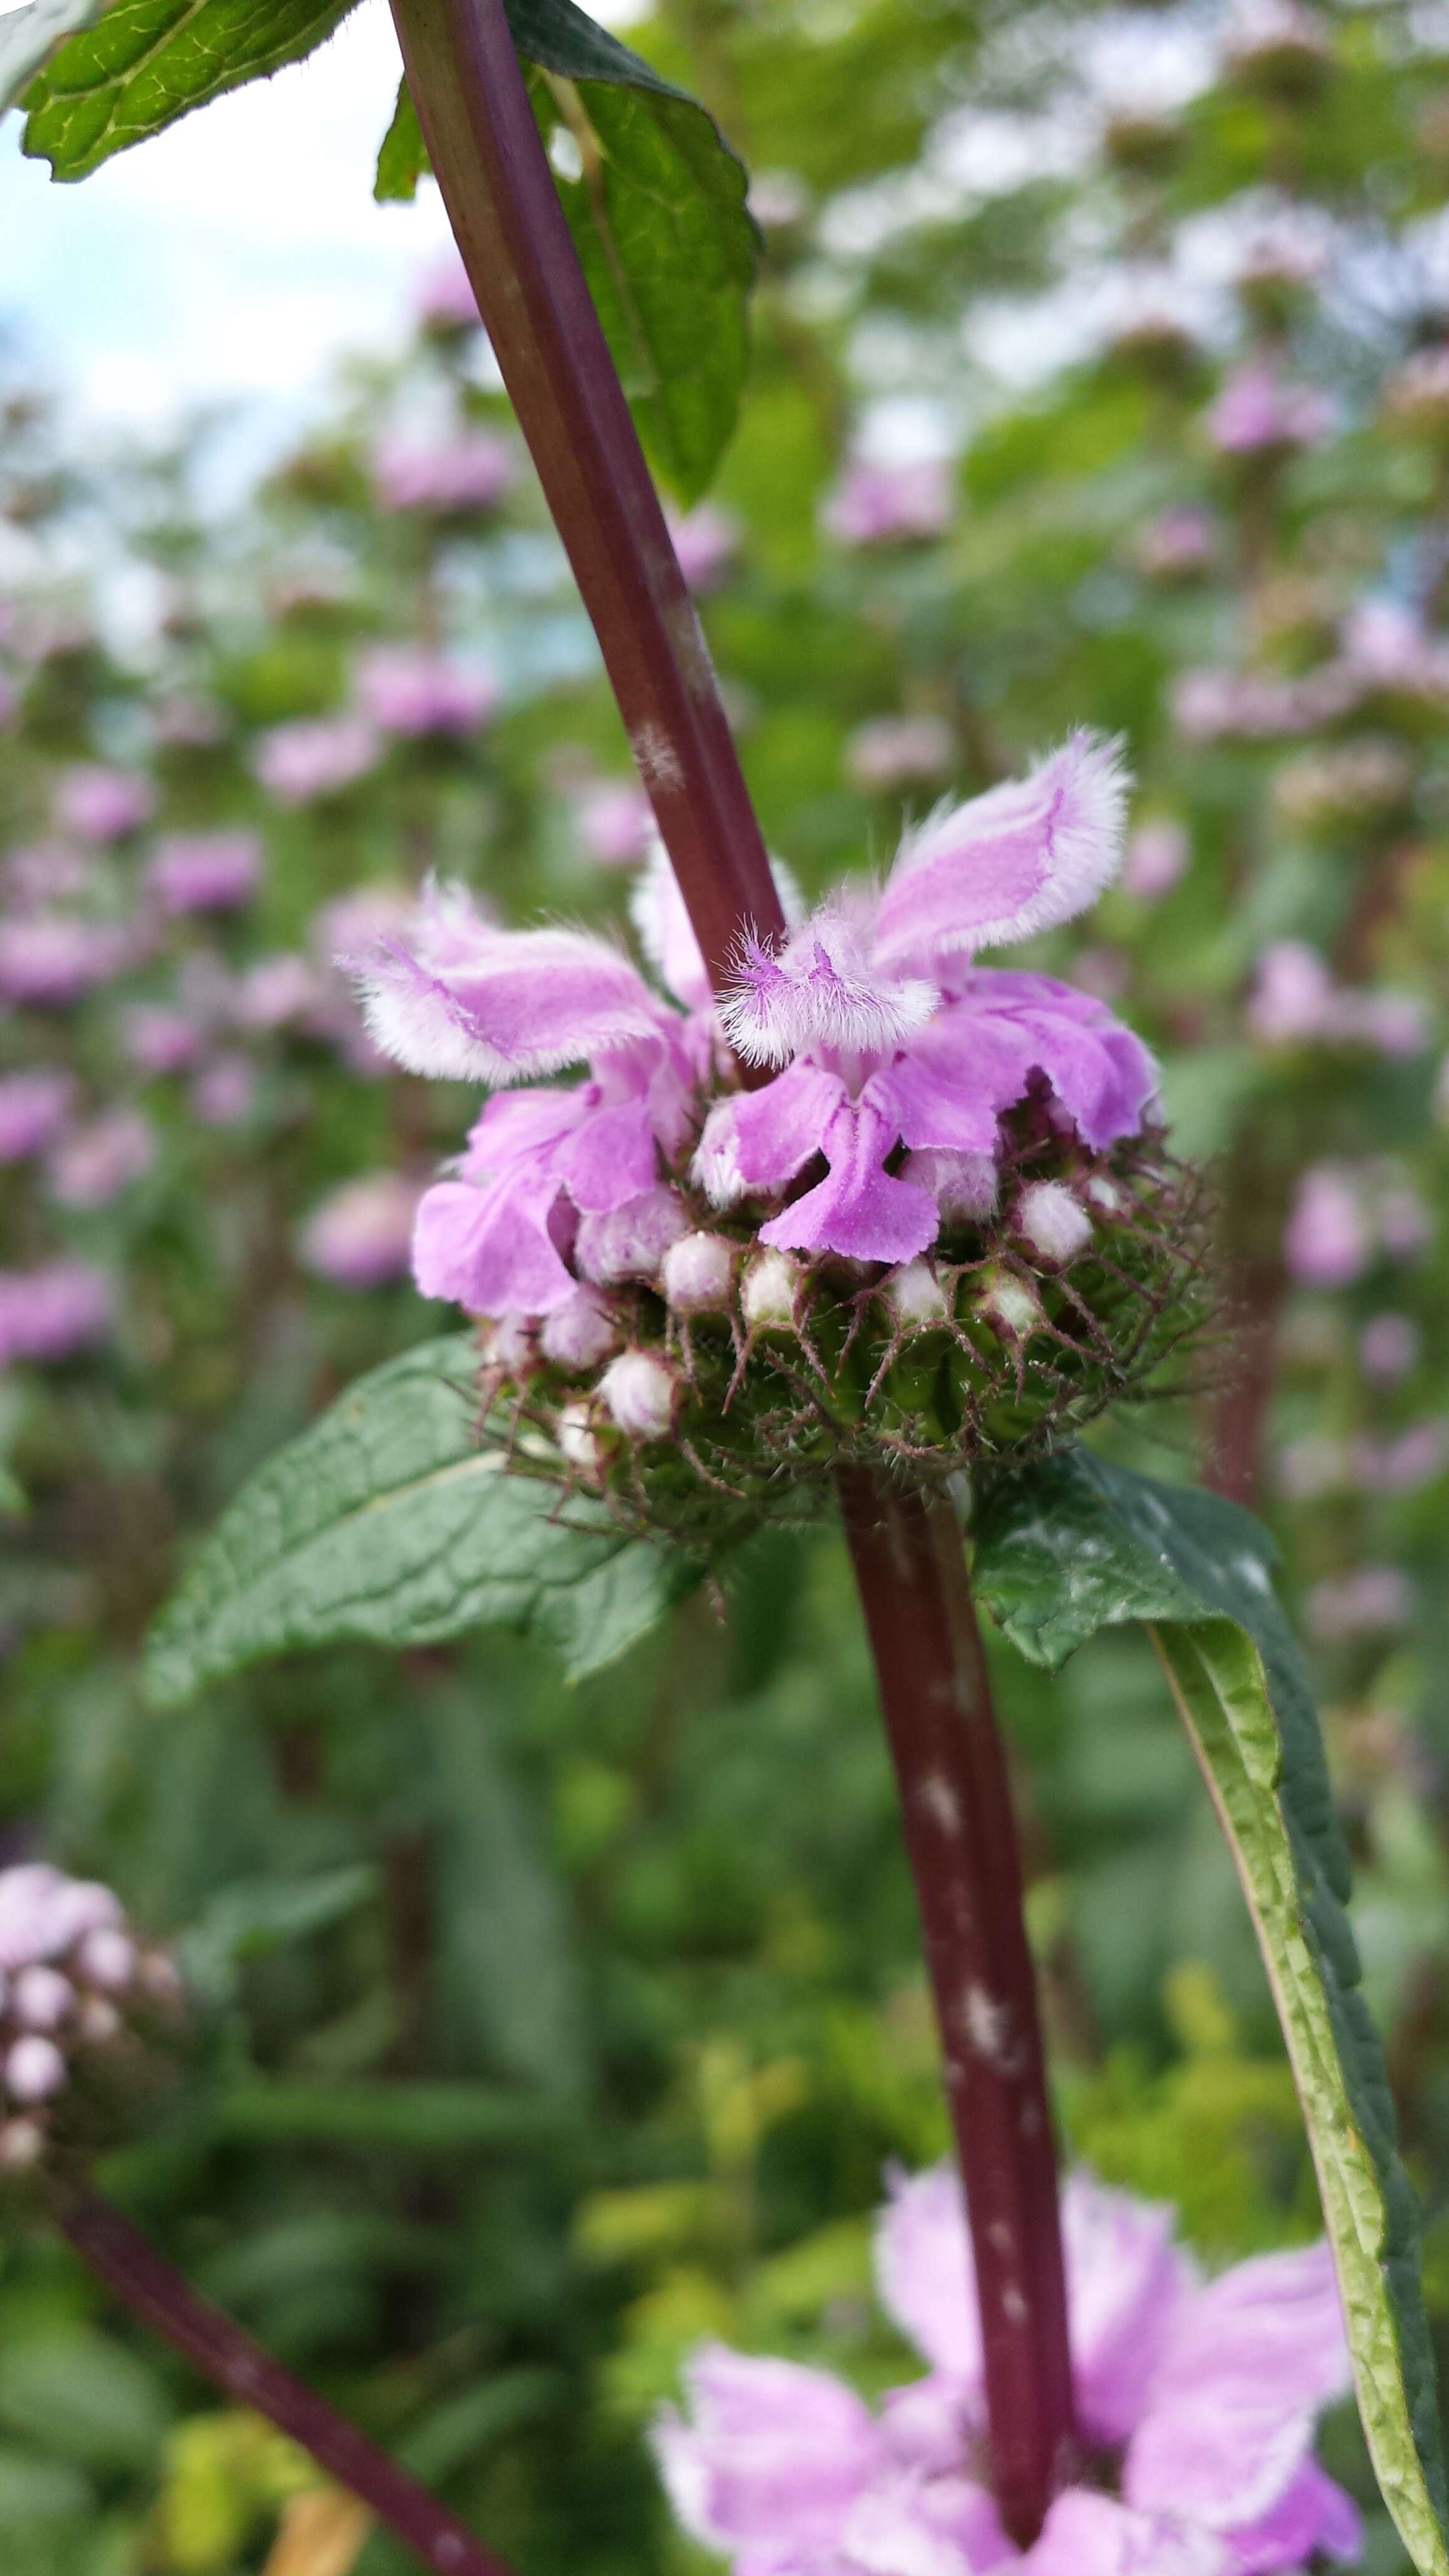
[52,2183,518,2576]
[384,0,1076,2540]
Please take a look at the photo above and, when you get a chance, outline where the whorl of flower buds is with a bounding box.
[0,1865,182,2177]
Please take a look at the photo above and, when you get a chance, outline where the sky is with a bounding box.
[0,0,639,450]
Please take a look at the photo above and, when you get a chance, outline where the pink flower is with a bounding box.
[0,1071,75,1162]
[190,1055,256,1128]
[253,716,379,804]
[1359,1312,1419,1385]
[124,1007,206,1075]
[46,1111,155,1210]
[1284,1165,1371,1287]
[1306,1565,1413,1641]
[575,781,658,869]
[147,831,261,915]
[0,1264,112,1365]
[666,503,740,591]
[1121,820,1188,902]
[371,431,517,514]
[1247,942,1336,1044]
[822,456,954,547]
[1354,1421,1449,1495]
[1208,362,1335,456]
[1135,508,1216,579]
[0,917,132,1008]
[350,735,1154,1308]
[847,716,955,792]
[298,1173,422,1288]
[4,843,96,909]
[656,2165,1359,2576]
[356,648,499,739]
[232,954,327,1032]
[54,766,155,843]
[702,735,1153,1264]
[415,249,481,331]
[1341,602,1449,703]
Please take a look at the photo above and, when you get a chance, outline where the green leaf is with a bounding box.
[972,1448,1449,2576]
[0,2332,172,2473]
[144,1334,700,1703]
[218,2077,562,2149]
[526,63,756,503]
[178,1863,379,2004]
[373,73,426,203]
[19,0,358,180]
[1,0,103,117]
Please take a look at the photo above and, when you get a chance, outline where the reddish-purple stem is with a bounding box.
[54,2185,516,2576]
[839,1473,1076,2540]
[384,0,1075,2538]
[386,0,784,984]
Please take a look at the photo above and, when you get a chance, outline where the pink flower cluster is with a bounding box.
[1249,942,1428,1057]
[1285,1161,1430,1289]
[0,1264,113,1367]
[346,734,1157,1338]
[1207,361,1335,457]
[372,429,517,515]
[656,2164,1359,2576]
[0,1863,178,2169]
[822,456,954,548]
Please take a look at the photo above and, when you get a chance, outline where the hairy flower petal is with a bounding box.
[653,2344,885,2553]
[873,733,1129,972]
[411,1173,577,1315]
[759,1099,939,1263]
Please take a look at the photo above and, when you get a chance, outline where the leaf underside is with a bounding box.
[972,1447,1449,2576]
[17,0,357,168]
[144,1333,702,1702]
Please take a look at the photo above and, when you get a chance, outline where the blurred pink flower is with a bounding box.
[54,766,155,844]
[147,831,261,916]
[1341,600,1449,701]
[253,715,379,804]
[124,1007,207,1076]
[822,455,954,547]
[46,1110,156,1210]
[298,1172,422,1289]
[574,779,657,869]
[1306,1564,1414,1641]
[190,1055,256,1128]
[153,694,225,749]
[233,954,327,1032]
[1360,1312,1420,1385]
[0,1071,74,1162]
[1208,361,1335,456]
[0,1264,112,1365]
[1284,1163,1370,1286]
[1136,506,1217,579]
[0,917,132,1008]
[657,2164,1357,2576]
[1355,1422,1449,1495]
[846,716,955,791]
[3,843,96,910]
[1121,819,1189,901]
[665,502,740,591]
[415,249,481,331]
[372,429,517,514]
[355,648,499,739]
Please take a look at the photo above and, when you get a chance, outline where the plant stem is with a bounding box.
[389,0,1074,2538]
[839,1471,1075,2543]
[53,2184,516,2576]
[386,0,784,983]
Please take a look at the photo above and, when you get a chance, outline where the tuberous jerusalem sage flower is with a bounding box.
[54,766,155,845]
[297,1173,422,1289]
[146,831,261,916]
[346,734,1209,1544]
[0,1864,180,2175]
[355,648,499,739]
[654,2164,1359,2576]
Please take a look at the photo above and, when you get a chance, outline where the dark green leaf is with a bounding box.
[144,1334,700,1702]
[504,0,690,97]
[20,0,356,181]
[373,73,426,203]
[178,1863,379,2005]
[218,2077,562,2149]
[526,63,756,503]
[973,1448,1449,2576]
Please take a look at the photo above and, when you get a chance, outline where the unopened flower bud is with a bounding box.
[576,1187,690,1285]
[741,1249,803,1332]
[540,1287,619,1372]
[599,1349,681,1442]
[5,2036,67,2103]
[975,1267,1043,1342]
[884,1259,949,1326]
[482,1315,537,1375]
[0,2119,44,2169]
[12,1966,72,2029]
[558,1400,603,1474]
[1014,1181,1093,1265]
[1084,1174,1125,1217]
[76,1928,135,1991]
[77,1997,121,2045]
[662,1231,737,1314]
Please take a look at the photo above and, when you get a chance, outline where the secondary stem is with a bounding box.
[389,0,1074,2539]
[839,1473,1076,2542]
[387,0,784,983]
[54,2185,516,2576]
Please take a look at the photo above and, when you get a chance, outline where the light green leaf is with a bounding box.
[1,0,102,117]
[0,2332,172,2474]
[144,1334,700,1702]
[19,0,357,180]
[972,1448,1449,2576]
[371,2,758,499]
[526,64,756,502]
